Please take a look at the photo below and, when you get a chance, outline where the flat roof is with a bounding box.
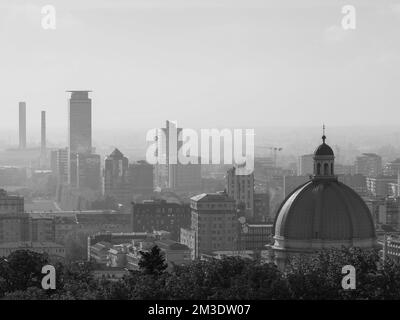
[0,241,65,248]
[66,90,93,92]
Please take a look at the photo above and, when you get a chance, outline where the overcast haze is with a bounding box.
[1,0,400,138]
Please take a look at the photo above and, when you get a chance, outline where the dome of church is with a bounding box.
[272,131,377,260]
[314,135,334,156]
[274,180,376,244]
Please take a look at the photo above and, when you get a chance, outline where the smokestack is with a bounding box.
[41,111,46,154]
[19,102,26,149]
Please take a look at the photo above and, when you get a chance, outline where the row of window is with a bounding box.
[195,203,233,209]
[197,223,237,229]
[136,208,188,214]
[199,236,235,242]
[198,216,236,221]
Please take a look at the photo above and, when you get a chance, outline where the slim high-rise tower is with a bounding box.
[40,110,47,167]
[67,91,92,154]
[67,91,93,186]
[19,102,26,149]
[41,111,46,154]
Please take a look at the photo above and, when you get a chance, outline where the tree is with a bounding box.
[138,246,168,276]
[3,246,400,300]
[50,261,100,300]
[0,250,49,294]
[165,257,290,300]
[3,286,48,300]
[285,246,381,300]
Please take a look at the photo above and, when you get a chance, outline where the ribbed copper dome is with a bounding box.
[273,179,376,248]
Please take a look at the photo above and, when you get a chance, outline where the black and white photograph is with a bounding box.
[0,0,399,314]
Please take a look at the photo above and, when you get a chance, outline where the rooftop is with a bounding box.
[191,192,234,203]
[155,239,190,251]
[0,242,65,249]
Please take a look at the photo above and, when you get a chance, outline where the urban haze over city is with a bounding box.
[1,0,400,305]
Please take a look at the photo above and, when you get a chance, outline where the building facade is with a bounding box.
[283,175,310,198]
[129,160,154,194]
[181,192,238,259]
[253,193,270,222]
[132,200,191,241]
[238,223,273,251]
[226,166,254,219]
[104,149,131,204]
[298,154,313,176]
[52,148,69,185]
[355,153,382,177]
[19,102,26,149]
[69,152,101,191]
[366,175,397,197]
[0,189,24,214]
[68,91,92,154]
[30,215,55,242]
[337,174,367,196]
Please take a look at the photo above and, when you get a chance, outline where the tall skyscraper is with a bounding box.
[19,102,26,149]
[40,110,46,167]
[154,120,181,189]
[52,148,69,185]
[154,120,201,191]
[41,111,46,154]
[67,91,92,154]
[67,91,94,187]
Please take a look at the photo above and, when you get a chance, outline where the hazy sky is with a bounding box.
[1,0,399,140]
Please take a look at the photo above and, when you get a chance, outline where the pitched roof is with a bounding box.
[109,148,124,159]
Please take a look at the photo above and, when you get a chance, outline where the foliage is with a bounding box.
[165,257,290,300]
[138,246,168,276]
[285,246,380,300]
[0,250,49,295]
[3,247,400,300]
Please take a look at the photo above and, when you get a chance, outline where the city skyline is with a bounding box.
[1,0,400,303]
[1,0,400,133]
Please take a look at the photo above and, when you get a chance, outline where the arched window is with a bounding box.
[324,163,329,175]
[317,163,321,175]
[331,163,334,175]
